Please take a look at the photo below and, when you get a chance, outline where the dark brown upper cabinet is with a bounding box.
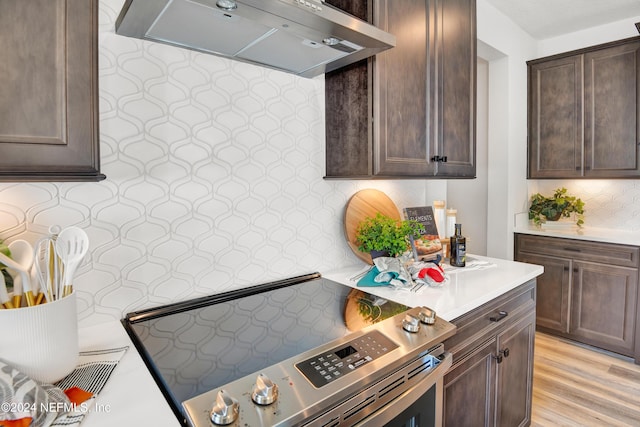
[0,0,104,182]
[325,0,476,179]
[528,37,640,179]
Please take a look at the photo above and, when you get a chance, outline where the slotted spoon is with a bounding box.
[55,226,89,298]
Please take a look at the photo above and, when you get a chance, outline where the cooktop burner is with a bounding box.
[122,272,409,424]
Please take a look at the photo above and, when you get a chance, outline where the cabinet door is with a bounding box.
[431,0,476,177]
[515,252,571,333]
[443,338,496,427]
[528,55,583,178]
[570,261,638,356]
[0,0,103,181]
[495,313,535,427]
[584,41,640,177]
[374,0,434,176]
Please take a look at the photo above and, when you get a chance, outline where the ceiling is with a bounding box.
[484,0,640,40]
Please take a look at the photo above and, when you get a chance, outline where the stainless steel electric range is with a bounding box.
[122,272,456,427]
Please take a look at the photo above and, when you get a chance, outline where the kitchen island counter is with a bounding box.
[324,255,543,321]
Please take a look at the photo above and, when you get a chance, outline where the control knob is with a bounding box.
[419,307,436,325]
[251,373,279,405]
[402,314,420,333]
[210,389,239,425]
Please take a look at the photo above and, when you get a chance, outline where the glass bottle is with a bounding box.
[450,223,466,267]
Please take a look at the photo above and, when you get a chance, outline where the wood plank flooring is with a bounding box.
[532,333,640,426]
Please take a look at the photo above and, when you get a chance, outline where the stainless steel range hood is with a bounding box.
[115,0,395,78]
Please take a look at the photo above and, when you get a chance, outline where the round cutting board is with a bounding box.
[344,189,401,264]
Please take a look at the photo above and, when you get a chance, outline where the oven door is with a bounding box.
[355,351,452,427]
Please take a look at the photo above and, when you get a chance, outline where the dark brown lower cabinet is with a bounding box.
[515,233,640,363]
[443,280,536,426]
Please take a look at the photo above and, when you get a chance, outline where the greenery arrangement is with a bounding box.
[355,213,424,257]
[0,239,12,288]
[529,187,585,227]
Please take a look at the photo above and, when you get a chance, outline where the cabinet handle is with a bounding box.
[431,155,448,163]
[563,247,581,252]
[502,348,510,358]
[493,353,503,364]
[489,310,508,322]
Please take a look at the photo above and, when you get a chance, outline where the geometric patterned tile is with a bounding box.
[0,0,433,326]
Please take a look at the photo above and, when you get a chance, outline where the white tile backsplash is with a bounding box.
[0,0,429,325]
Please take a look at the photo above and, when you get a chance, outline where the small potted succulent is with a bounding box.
[529,187,585,227]
[355,213,424,258]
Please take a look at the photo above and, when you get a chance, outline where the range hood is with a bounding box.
[115,0,395,78]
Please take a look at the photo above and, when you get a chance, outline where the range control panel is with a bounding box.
[295,330,398,388]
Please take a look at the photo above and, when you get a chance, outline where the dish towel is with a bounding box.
[0,346,128,427]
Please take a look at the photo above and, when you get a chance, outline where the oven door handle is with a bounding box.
[354,351,452,427]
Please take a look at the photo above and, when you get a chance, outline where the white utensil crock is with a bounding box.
[0,292,78,384]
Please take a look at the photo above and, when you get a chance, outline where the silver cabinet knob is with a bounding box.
[251,373,279,405]
[210,389,239,425]
[402,314,420,333]
[419,307,436,325]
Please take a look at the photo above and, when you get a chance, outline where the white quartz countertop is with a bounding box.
[81,255,542,426]
[514,225,640,246]
[324,255,544,321]
[79,322,181,427]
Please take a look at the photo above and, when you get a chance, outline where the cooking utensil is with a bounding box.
[344,189,401,265]
[34,225,61,303]
[9,240,35,306]
[0,272,14,309]
[55,226,89,298]
[0,241,35,307]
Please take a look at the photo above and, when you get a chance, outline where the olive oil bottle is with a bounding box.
[449,223,466,267]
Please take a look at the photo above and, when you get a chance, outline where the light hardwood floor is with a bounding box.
[532,333,640,426]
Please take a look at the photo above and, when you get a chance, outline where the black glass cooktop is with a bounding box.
[122,272,408,422]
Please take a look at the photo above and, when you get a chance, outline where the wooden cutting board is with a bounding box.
[344,189,401,264]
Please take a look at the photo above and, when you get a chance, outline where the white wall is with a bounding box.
[475,0,537,259]
[0,0,432,325]
[538,17,640,56]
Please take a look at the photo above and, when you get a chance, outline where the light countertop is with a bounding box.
[81,255,543,426]
[514,225,640,246]
[79,322,181,427]
[323,255,544,321]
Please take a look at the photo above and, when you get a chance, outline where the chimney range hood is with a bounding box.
[115,0,395,78]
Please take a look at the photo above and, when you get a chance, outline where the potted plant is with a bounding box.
[529,187,585,227]
[355,213,424,258]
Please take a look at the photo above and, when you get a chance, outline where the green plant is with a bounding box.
[529,187,585,227]
[355,213,424,257]
[0,239,12,288]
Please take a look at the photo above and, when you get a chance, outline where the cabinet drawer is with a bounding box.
[516,233,639,268]
[444,280,536,363]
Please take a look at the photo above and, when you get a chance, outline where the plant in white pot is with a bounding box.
[529,187,585,227]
